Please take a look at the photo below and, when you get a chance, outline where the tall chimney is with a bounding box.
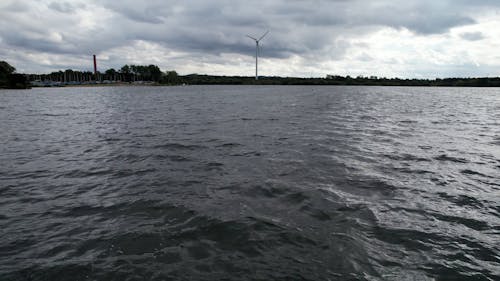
[93,54,97,75]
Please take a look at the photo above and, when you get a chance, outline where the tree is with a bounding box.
[7,74,30,89]
[0,61,16,86]
[162,71,179,84]
[1,61,30,88]
[120,65,130,74]
[119,64,163,82]
[120,65,132,82]
[0,61,15,74]
[130,65,138,81]
[148,65,162,82]
[105,68,117,80]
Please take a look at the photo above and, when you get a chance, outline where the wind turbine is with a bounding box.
[247,30,269,80]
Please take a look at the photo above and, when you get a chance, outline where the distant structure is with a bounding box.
[93,54,97,75]
[246,31,269,80]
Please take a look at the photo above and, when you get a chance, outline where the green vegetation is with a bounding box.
[15,60,500,87]
[0,61,30,89]
[179,74,500,87]
[118,65,162,82]
[27,64,179,85]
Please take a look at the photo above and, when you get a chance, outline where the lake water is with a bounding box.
[1,85,499,280]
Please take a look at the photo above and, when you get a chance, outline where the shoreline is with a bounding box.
[24,84,500,89]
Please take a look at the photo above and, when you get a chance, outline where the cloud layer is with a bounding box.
[1,0,500,77]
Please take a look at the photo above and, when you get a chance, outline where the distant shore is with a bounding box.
[31,81,161,88]
[21,61,500,88]
[28,75,500,88]
[5,60,500,89]
[181,75,500,87]
[158,75,500,87]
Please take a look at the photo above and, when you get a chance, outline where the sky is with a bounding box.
[1,0,500,78]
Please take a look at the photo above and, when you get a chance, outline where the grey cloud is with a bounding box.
[101,1,172,24]
[460,32,485,41]
[91,0,480,61]
[0,17,114,56]
[2,0,500,76]
[99,0,478,34]
[357,53,374,62]
[48,2,78,13]
[3,1,29,12]
[2,0,484,59]
[337,1,476,34]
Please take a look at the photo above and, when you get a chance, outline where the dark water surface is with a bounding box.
[1,85,499,280]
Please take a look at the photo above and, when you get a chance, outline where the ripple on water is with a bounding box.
[1,86,499,280]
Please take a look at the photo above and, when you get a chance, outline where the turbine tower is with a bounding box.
[247,30,269,80]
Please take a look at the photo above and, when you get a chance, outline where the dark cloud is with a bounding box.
[91,0,482,59]
[0,0,487,58]
[101,3,166,24]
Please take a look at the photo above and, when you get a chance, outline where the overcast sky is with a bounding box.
[1,0,500,78]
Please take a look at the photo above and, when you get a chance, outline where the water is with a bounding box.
[0,85,499,280]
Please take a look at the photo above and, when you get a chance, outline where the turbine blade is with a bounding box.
[246,35,257,41]
[258,30,269,41]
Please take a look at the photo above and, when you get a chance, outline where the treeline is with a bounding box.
[0,61,30,89]
[27,64,180,85]
[177,74,500,87]
[4,58,500,88]
[324,75,500,87]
